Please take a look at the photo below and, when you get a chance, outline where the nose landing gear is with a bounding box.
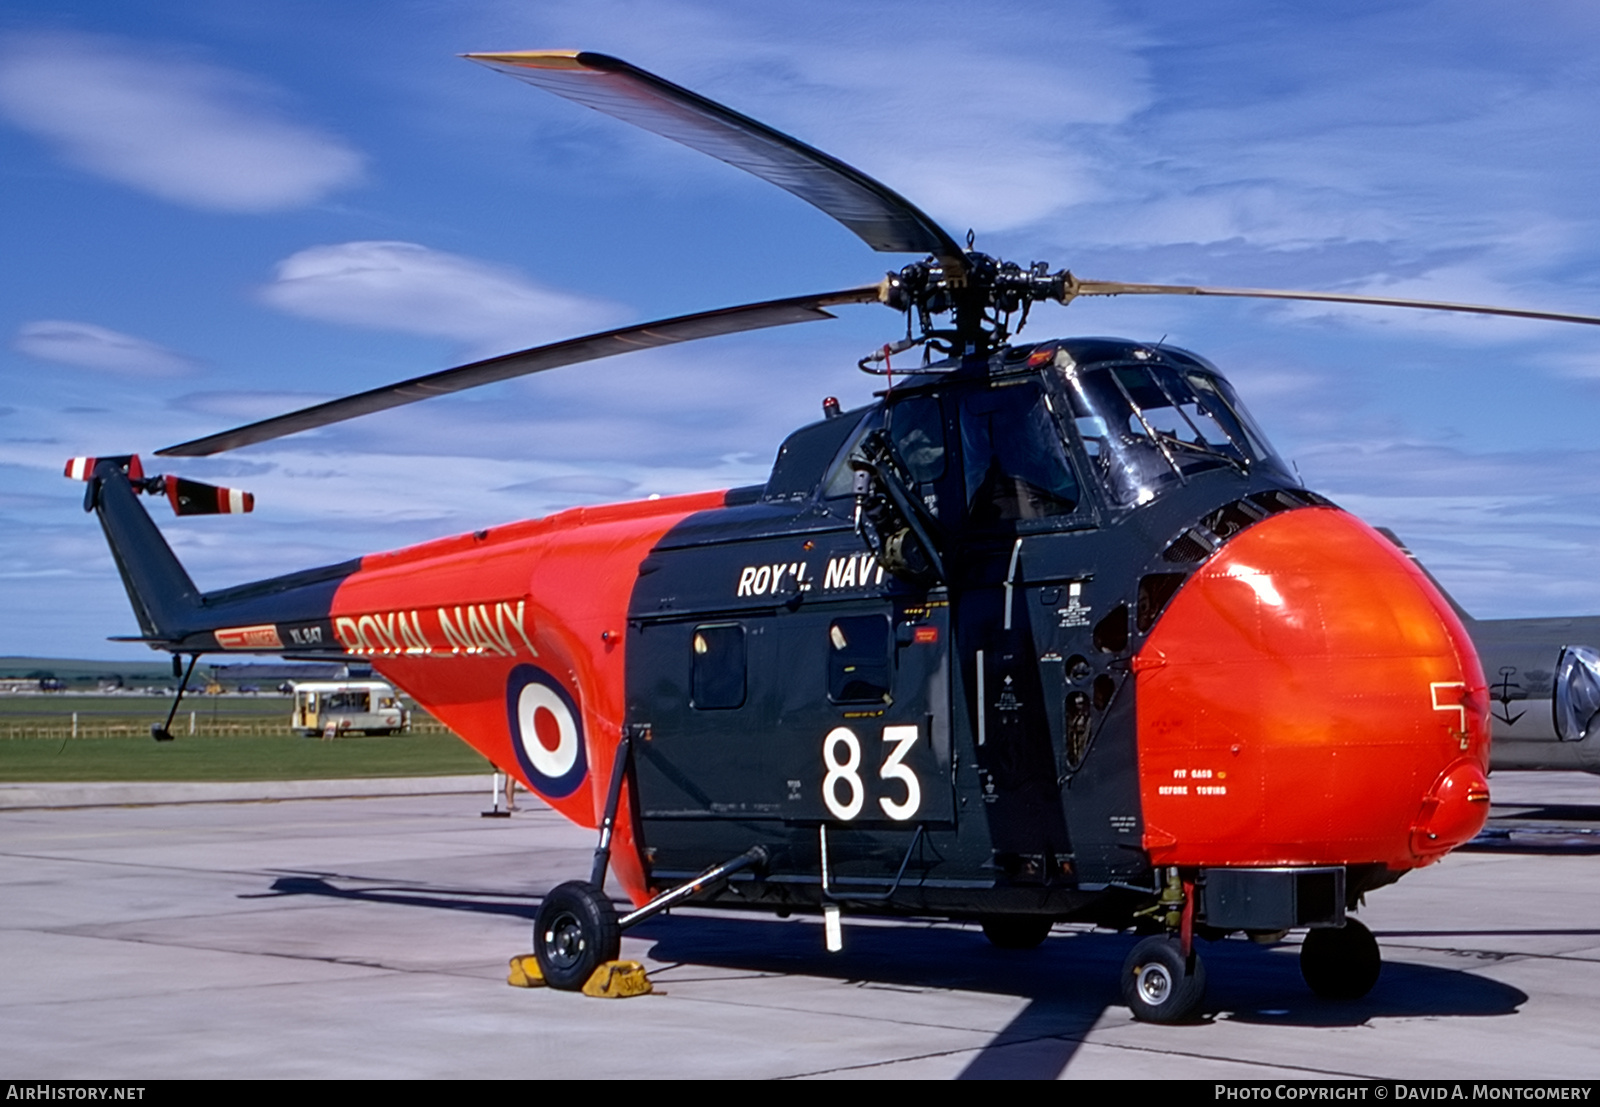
[1299,917,1382,1000]
[1121,935,1208,1023]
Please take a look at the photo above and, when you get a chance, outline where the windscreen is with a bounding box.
[1048,355,1286,508]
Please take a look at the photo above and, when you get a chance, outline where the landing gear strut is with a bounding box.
[1300,917,1381,1000]
[150,654,200,742]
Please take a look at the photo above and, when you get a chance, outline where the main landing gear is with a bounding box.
[535,882,621,989]
[532,732,769,990]
[532,847,769,989]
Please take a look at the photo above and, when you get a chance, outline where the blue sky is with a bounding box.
[5,0,1600,659]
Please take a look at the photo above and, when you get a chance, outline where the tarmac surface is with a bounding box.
[3,771,1600,1080]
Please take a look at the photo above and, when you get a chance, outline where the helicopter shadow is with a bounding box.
[1466,804,1600,854]
[631,915,1526,1076]
[252,875,1527,1079]
[246,872,539,919]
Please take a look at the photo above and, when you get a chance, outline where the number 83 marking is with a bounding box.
[822,724,921,821]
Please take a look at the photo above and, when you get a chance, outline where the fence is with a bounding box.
[0,716,457,740]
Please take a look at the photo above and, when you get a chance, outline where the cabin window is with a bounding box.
[828,615,892,704]
[691,623,747,709]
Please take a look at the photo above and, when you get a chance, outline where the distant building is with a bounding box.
[0,678,64,693]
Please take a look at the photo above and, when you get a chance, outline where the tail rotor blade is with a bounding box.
[165,476,254,516]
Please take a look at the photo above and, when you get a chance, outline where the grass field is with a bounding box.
[0,694,493,782]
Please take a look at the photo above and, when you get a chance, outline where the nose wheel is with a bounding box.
[1299,917,1381,1000]
[1120,935,1207,1023]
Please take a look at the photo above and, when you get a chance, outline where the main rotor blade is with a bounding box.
[1066,278,1600,327]
[159,286,882,457]
[467,51,965,267]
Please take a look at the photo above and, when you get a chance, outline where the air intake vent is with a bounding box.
[1162,528,1216,564]
[1137,573,1188,632]
[1202,498,1265,540]
[1249,488,1330,515]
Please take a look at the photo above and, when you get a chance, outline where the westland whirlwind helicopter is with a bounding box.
[64,51,1600,1023]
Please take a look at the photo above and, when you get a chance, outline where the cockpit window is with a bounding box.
[1049,354,1287,508]
[888,396,946,483]
[958,381,1080,526]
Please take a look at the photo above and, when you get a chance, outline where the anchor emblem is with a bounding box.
[1492,666,1525,726]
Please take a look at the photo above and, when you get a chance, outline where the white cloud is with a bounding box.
[13,320,197,376]
[258,241,624,357]
[0,31,363,212]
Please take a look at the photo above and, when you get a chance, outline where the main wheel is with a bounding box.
[1300,917,1381,1000]
[1121,936,1207,1023]
[980,915,1054,949]
[534,881,620,990]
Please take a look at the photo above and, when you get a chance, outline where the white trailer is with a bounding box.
[290,680,409,736]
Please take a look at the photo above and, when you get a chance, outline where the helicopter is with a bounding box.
[1365,529,1600,775]
[63,50,1600,1023]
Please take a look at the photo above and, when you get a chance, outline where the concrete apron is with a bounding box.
[0,775,488,809]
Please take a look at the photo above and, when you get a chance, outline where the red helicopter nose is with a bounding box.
[1134,506,1490,870]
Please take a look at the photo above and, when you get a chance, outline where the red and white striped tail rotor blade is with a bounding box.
[64,455,144,482]
[164,476,255,516]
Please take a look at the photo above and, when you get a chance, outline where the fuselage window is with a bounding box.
[691,623,747,710]
[828,615,892,704]
[958,381,1080,526]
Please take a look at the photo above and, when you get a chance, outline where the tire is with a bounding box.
[1120,935,1207,1023]
[980,915,1054,949]
[1300,917,1381,1000]
[534,881,621,990]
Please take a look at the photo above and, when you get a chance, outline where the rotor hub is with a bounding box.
[877,251,1072,361]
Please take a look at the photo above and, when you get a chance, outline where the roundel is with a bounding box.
[505,665,587,798]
